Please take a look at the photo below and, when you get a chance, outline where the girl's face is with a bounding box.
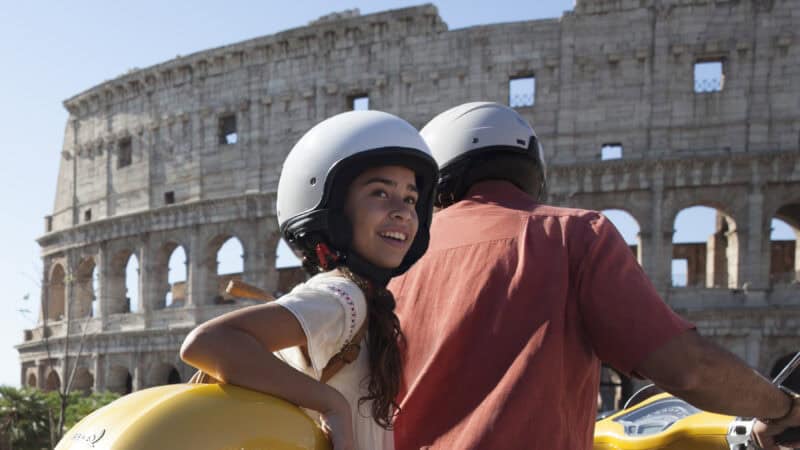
[344,165,420,269]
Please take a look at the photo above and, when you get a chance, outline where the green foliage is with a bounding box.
[0,386,53,450]
[63,390,119,429]
[0,386,120,450]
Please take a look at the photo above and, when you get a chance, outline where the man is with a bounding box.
[388,102,800,450]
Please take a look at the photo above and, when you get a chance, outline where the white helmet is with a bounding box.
[420,102,546,205]
[277,110,438,281]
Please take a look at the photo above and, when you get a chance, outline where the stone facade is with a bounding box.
[18,1,800,398]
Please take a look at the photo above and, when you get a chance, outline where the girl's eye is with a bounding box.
[405,196,418,205]
[371,189,388,198]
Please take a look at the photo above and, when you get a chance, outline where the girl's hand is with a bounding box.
[320,391,355,450]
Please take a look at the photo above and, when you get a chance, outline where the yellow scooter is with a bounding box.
[594,352,800,450]
[594,393,735,449]
[56,383,331,450]
[56,346,799,449]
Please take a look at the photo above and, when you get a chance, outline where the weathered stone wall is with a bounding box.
[20,0,800,393]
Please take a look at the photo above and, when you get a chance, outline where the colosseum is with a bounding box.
[17,0,800,409]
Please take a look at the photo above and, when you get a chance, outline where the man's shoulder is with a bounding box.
[529,203,602,221]
[472,200,603,226]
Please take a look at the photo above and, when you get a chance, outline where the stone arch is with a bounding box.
[45,369,61,392]
[27,373,37,388]
[108,249,139,314]
[209,234,245,304]
[71,367,94,394]
[670,204,740,288]
[152,241,188,309]
[168,368,182,384]
[74,258,97,318]
[46,263,66,321]
[275,237,302,269]
[145,362,182,387]
[590,194,651,232]
[126,253,140,312]
[770,203,800,285]
[107,365,133,394]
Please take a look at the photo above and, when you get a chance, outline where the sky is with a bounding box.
[0,1,794,388]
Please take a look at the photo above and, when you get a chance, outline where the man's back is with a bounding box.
[389,180,691,450]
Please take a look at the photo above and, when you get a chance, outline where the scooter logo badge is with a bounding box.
[71,428,105,447]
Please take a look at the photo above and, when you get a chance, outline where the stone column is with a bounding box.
[139,236,159,323]
[243,223,269,289]
[706,228,728,288]
[93,354,105,392]
[40,259,53,323]
[138,234,168,317]
[187,230,210,308]
[64,251,77,321]
[264,231,282,295]
[746,183,770,290]
[132,354,144,392]
[726,223,741,289]
[649,170,671,295]
[37,361,46,389]
[794,229,800,283]
[638,229,653,277]
[95,243,109,324]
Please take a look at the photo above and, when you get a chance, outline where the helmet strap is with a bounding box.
[344,250,393,287]
[314,243,340,271]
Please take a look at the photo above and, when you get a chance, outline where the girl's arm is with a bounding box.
[179,302,354,449]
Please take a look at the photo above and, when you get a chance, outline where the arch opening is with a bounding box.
[146,363,183,387]
[75,258,97,318]
[602,209,642,264]
[107,366,133,394]
[770,204,800,285]
[109,250,139,314]
[47,264,66,321]
[275,238,306,297]
[211,236,244,304]
[671,206,739,288]
[71,367,94,394]
[125,254,140,313]
[45,370,61,392]
[167,368,182,384]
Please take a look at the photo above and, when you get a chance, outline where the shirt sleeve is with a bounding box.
[576,213,695,377]
[274,274,367,378]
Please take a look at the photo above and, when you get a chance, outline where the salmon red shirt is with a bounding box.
[389,180,693,450]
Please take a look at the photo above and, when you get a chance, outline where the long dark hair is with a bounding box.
[300,245,403,429]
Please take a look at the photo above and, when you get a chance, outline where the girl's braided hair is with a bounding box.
[301,244,403,429]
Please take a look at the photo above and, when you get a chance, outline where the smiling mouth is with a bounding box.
[379,231,408,242]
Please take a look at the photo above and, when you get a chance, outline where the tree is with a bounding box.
[20,260,101,445]
[41,267,97,445]
[0,386,54,450]
[0,386,119,450]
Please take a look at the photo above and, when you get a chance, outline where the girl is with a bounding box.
[180,110,438,450]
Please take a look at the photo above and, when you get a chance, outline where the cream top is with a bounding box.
[275,272,393,450]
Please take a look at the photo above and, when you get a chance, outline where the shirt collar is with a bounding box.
[462,180,533,207]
